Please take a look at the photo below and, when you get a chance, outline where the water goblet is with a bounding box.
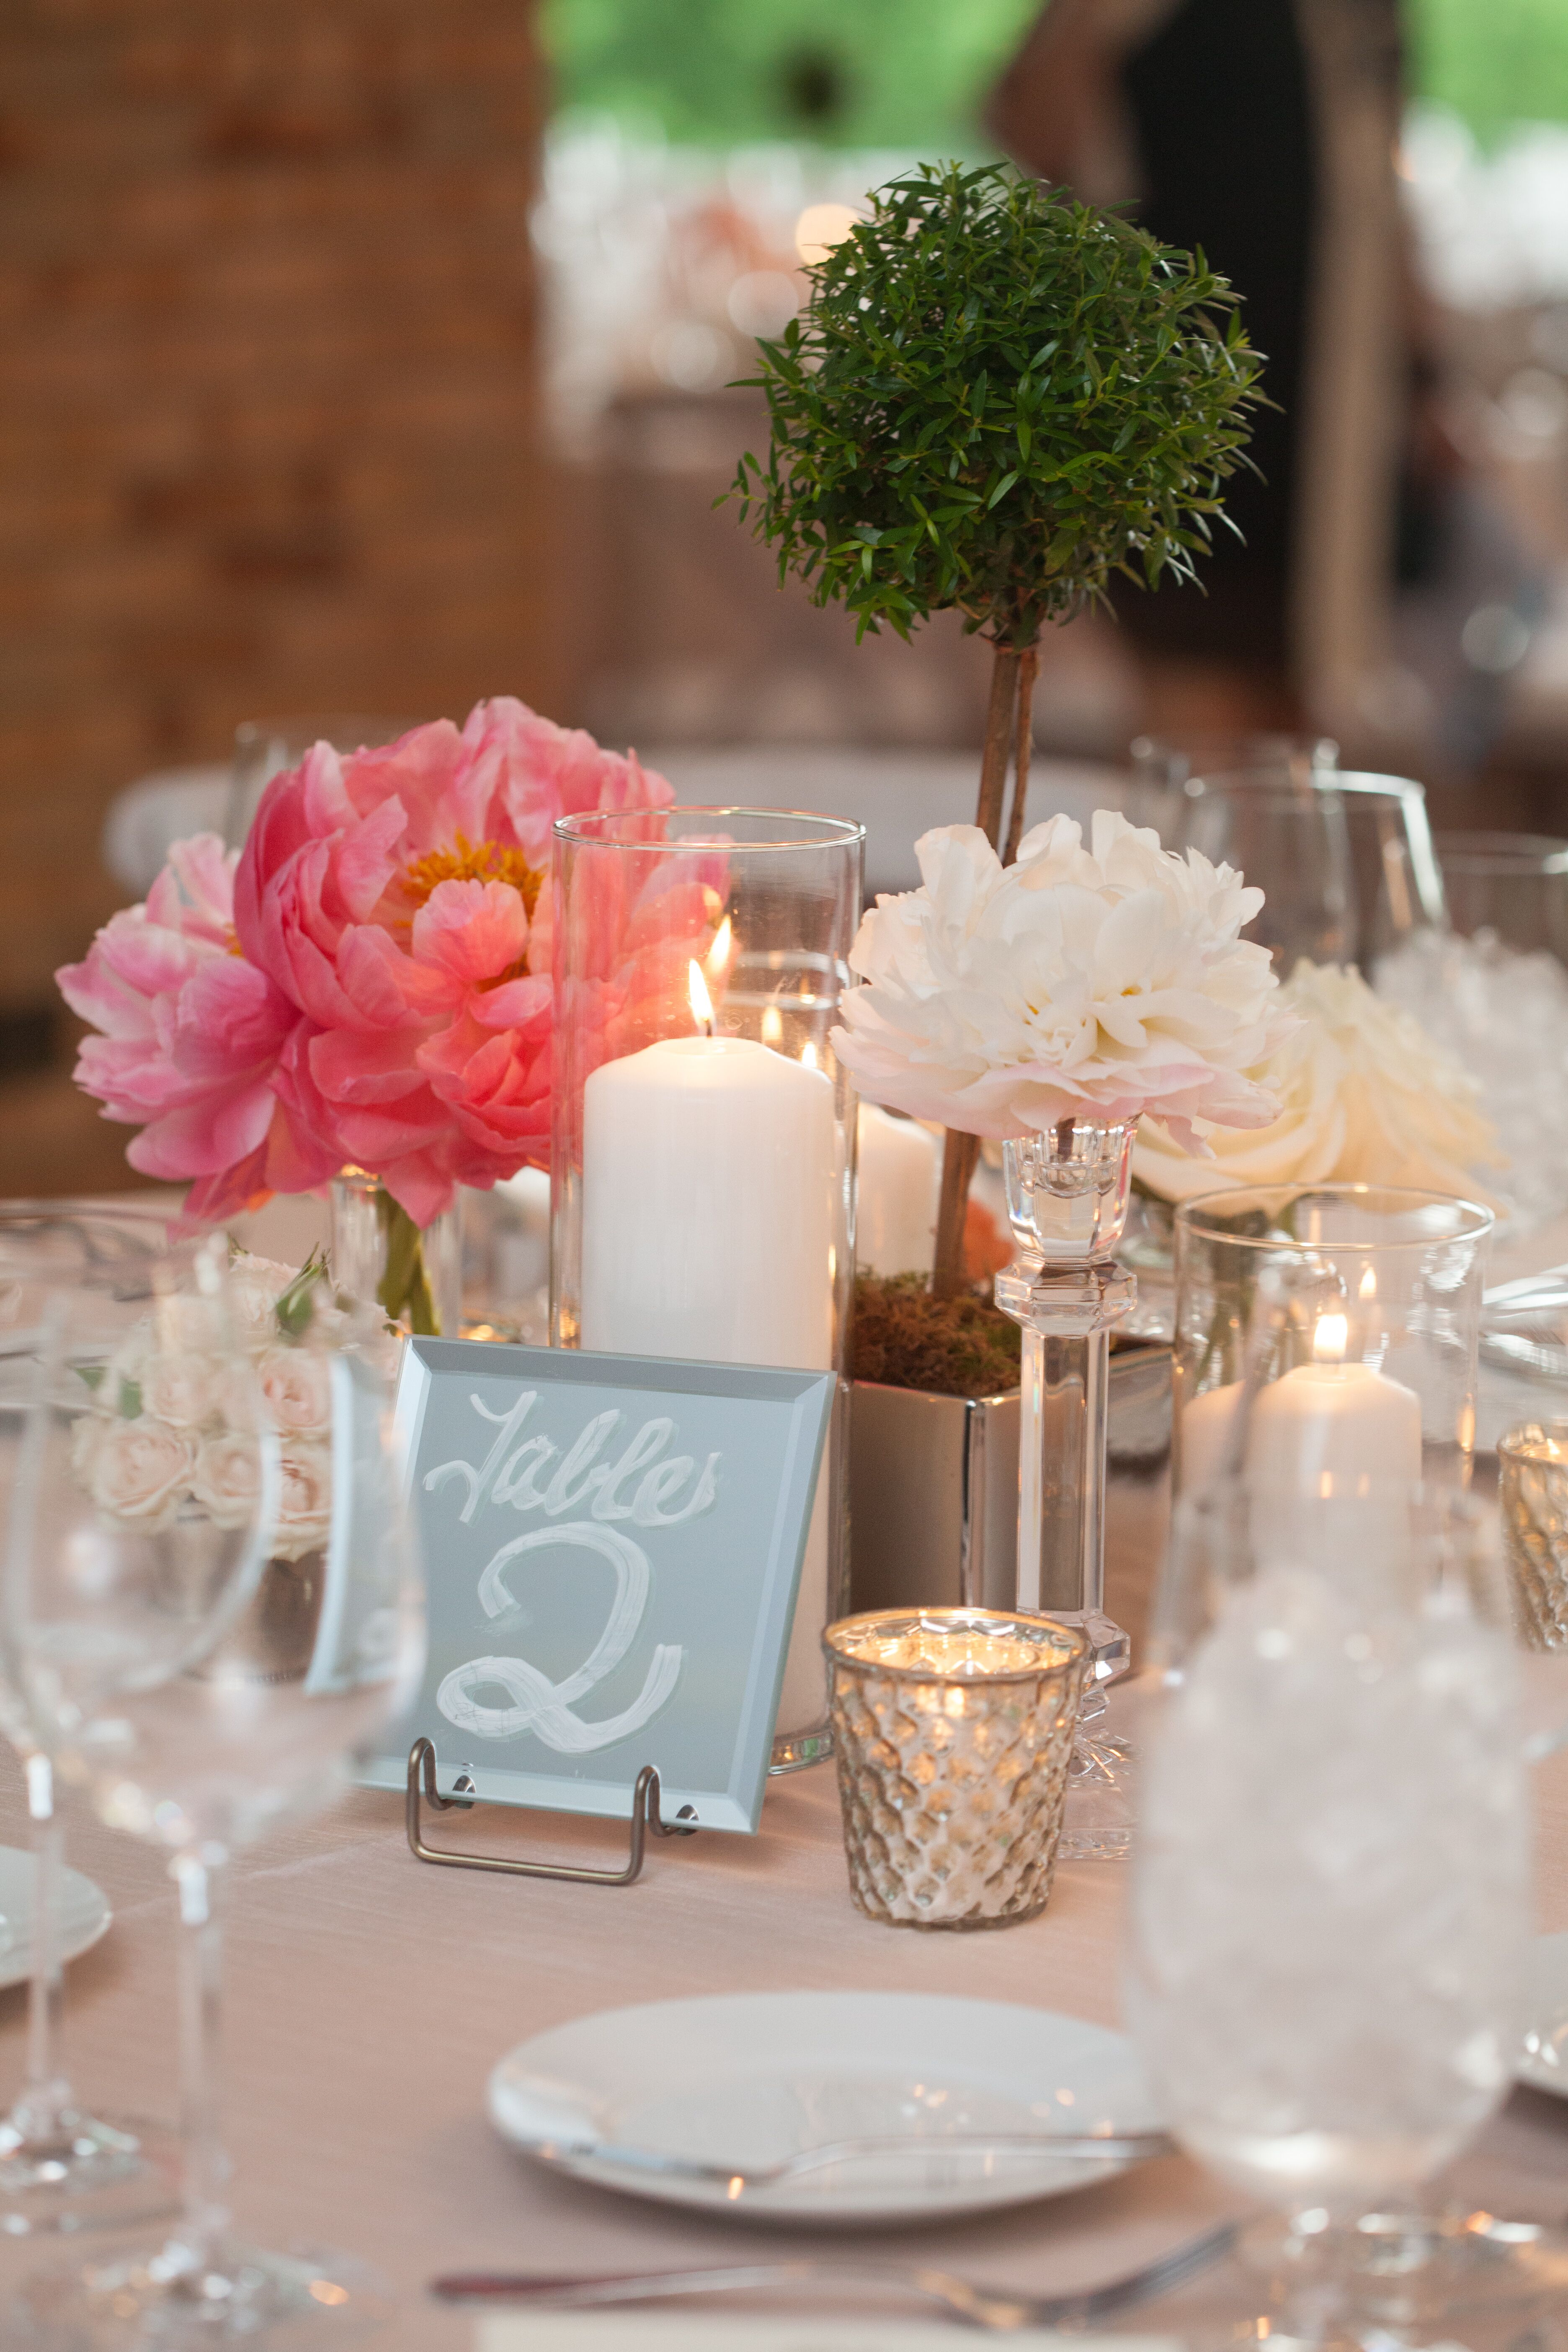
[0,1202,232,2238]
[9,1253,424,2349]
[1131,1265,1568,2343]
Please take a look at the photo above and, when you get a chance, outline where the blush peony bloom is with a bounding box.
[56,836,336,1223]
[833,814,1289,1147]
[234,697,673,1225]
[1133,959,1505,1204]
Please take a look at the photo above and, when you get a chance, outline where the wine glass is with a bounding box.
[1130,1264,1568,2341]
[1171,771,1358,972]
[1333,771,1448,973]
[1129,731,1339,794]
[227,716,420,849]
[1435,832,1568,962]
[0,1202,231,2237]
[8,1252,424,2347]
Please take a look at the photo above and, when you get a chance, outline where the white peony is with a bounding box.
[833,813,1289,1145]
[81,1416,195,1529]
[1134,959,1505,1204]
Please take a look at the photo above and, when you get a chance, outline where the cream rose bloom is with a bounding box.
[1134,960,1505,1203]
[274,1441,333,1563]
[255,1345,332,1436]
[82,1416,195,1529]
[833,814,1290,1145]
[191,1431,264,1529]
[140,1350,224,1430]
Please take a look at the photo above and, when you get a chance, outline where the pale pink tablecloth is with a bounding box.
[0,1725,1563,2348]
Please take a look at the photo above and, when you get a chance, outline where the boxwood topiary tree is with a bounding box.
[729,159,1266,1296]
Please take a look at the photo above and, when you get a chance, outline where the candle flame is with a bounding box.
[1313,1312,1348,1365]
[761,1003,783,1045]
[1359,1267,1377,1301]
[705,916,733,974]
[800,1040,818,1070]
[687,960,715,1035]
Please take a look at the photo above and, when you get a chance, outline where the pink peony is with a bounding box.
[60,700,674,1230]
[234,698,673,1224]
[57,836,337,1222]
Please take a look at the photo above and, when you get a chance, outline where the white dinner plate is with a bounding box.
[1519,1931,1568,2097]
[0,1846,111,1993]
[487,1990,1161,2225]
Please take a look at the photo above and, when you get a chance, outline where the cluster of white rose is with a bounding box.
[1132,959,1505,1205]
[70,1252,344,1562]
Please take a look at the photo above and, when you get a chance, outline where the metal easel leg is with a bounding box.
[404,1738,697,1886]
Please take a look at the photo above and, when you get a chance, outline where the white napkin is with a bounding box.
[477,2318,1184,2352]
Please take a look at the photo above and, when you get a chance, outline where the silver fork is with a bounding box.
[531,2127,1171,2192]
[431,2216,1238,2329]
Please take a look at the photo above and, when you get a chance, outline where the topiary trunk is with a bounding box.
[930,637,1040,1298]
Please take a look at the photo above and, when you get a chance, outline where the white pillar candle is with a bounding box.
[580,1033,837,1733]
[1179,1313,1424,1557]
[1178,1375,1245,1496]
[856,1104,938,1278]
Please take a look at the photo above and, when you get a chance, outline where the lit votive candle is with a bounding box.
[824,1607,1088,1929]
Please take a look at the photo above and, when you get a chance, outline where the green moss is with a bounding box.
[851,1271,1021,1398]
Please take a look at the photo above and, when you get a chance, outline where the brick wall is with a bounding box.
[0,0,558,1081]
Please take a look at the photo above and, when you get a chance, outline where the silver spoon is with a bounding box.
[432,2215,1236,2329]
[529,2126,1171,2193]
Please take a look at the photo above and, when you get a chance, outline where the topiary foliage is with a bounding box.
[730,160,1266,653]
[729,159,1266,1300]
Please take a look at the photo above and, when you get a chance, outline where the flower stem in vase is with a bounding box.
[375,1192,439,1336]
[330,1170,460,1337]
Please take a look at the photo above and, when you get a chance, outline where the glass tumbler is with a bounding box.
[1173,1184,1492,1503]
[552,806,864,1771]
[824,1607,1088,1929]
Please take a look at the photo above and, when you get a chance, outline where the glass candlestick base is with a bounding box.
[994,1123,1138,1862]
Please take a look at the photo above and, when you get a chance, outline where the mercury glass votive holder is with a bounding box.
[1500,1421,1568,1651]
[823,1607,1089,1931]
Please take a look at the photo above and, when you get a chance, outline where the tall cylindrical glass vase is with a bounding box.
[551,807,864,1769]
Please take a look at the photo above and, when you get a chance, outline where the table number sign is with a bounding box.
[363,1339,835,1834]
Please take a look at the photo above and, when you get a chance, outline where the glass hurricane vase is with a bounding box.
[993,1119,1137,1861]
[549,805,864,1771]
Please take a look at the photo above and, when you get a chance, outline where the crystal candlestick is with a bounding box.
[993,1120,1137,1861]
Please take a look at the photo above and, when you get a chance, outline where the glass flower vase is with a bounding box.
[993,1120,1138,1861]
[330,1171,461,1338]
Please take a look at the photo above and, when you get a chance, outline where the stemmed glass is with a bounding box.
[8,1251,424,2347]
[0,1202,222,2237]
[1130,1263,1568,2343]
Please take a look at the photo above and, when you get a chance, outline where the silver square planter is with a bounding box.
[849,1343,1171,1616]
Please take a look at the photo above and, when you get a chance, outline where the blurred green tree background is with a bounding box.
[542,0,1568,153]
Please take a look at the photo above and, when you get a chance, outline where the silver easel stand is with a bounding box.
[405,1737,697,1886]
